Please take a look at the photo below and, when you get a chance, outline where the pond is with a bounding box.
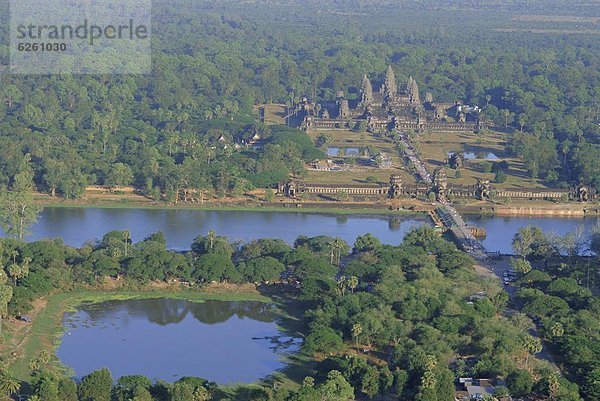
[327,147,362,157]
[57,299,301,383]
[10,207,428,249]
[448,151,499,160]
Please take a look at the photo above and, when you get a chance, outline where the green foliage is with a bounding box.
[1,223,594,401]
[494,169,507,183]
[506,369,534,398]
[193,253,239,283]
[0,157,43,242]
[512,226,557,260]
[480,162,493,173]
[78,368,113,401]
[304,326,346,355]
[353,234,382,254]
[239,256,285,283]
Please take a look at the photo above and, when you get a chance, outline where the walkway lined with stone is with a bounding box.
[397,131,487,260]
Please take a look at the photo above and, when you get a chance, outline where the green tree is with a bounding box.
[0,268,13,336]
[583,368,600,401]
[353,234,382,253]
[78,368,113,401]
[351,323,363,348]
[105,163,134,188]
[360,366,380,398]
[511,258,532,274]
[318,370,355,401]
[304,326,345,355]
[494,169,507,183]
[58,378,78,401]
[506,369,533,398]
[522,335,542,367]
[0,156,43,242]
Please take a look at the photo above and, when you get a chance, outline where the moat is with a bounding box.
[1,207,598,255]
[57,299,301,383]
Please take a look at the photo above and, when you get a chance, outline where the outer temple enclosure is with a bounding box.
[269,66,596,205]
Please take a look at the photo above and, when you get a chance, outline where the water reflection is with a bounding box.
[58,299,299,383]
[5,208,428,249]
[76,299,277,326]
[464,215,599,255]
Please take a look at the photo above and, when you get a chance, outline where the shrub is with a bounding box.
[494,169,507,183]
[480,162,493,173]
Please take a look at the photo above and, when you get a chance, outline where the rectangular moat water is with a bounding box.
[57,299,301,383]
[0,207,598,255]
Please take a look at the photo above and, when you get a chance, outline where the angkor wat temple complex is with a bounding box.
[300,66,483,133]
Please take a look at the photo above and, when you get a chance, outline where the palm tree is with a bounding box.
[348,276,358,294]
[503,109,510,130]
[548,372,561,400]
[123,230,131,257]
[0,373,21,396]
[336,276,347,296]
[28,358,41,373]
[330,237,346,267]
[207,230,216,251]
[351,323,362,349]
[550,322,564,338]
[523,335,542,368]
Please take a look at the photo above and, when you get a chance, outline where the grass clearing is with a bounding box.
[415,130,548,189]
[306,169,412,186]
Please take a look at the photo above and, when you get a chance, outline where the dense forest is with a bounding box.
[0,1,599,400]
[1,225,595,400]
[0,0,599,200]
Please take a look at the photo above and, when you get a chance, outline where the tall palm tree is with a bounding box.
[348,276,359,294]
[123,230,131,257]
[523,335,542,368]
[351,323,362,349]
[330,237,346,267]
[207,230,216,251]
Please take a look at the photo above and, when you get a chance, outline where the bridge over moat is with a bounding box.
[397,131,488,260]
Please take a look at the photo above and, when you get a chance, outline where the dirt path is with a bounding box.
[1,298,48,365]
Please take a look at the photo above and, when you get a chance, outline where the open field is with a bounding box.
[306,168,413,186]
[253,104,288,125]
[308,129,401,162]
[414,130,548,189]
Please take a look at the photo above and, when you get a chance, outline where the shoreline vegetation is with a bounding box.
[1,225,596,400]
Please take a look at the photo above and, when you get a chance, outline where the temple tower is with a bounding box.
[338,99,350,118]
[384,65,397,99]
[361,74,373,105]
[407,76,420,104]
